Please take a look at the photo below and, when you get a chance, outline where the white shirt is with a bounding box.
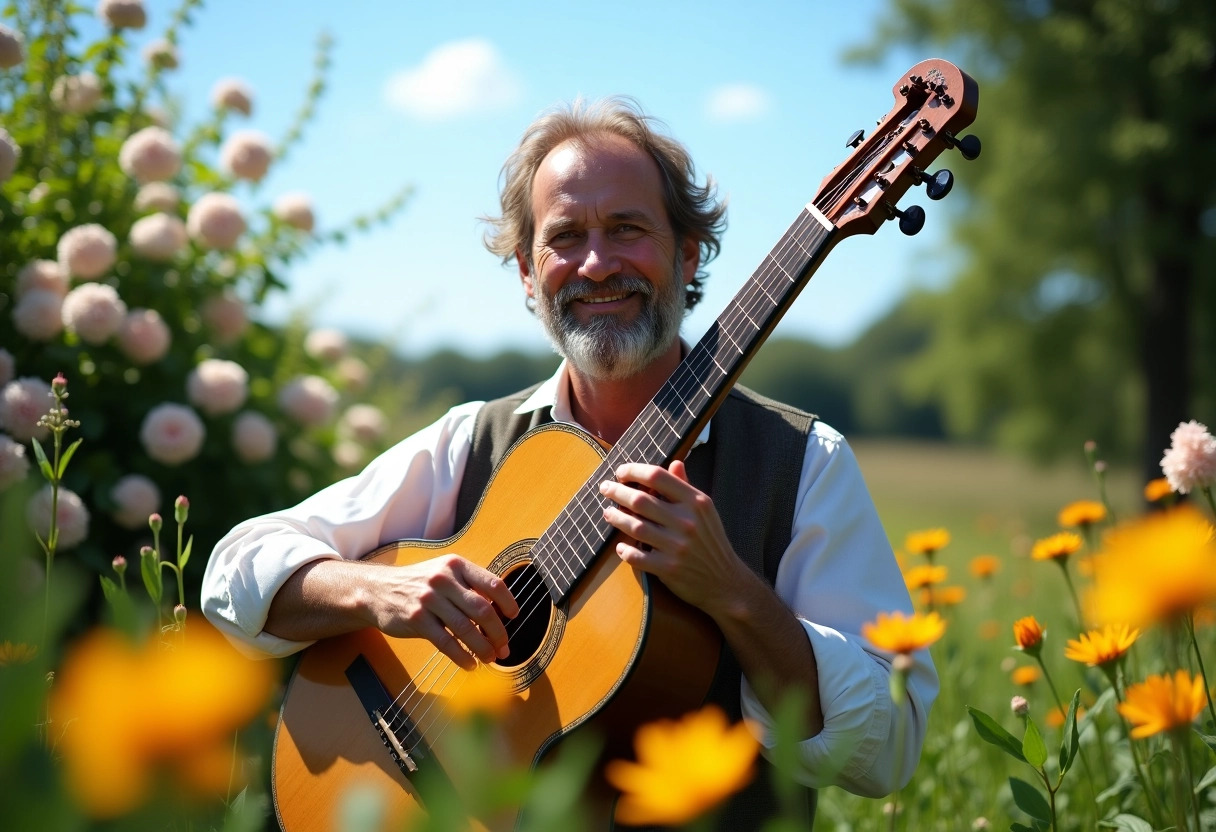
[201,361,937,798]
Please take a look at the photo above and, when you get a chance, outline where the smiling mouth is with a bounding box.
[577,292,633,305]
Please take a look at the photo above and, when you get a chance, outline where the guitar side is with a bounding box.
[272,423,722,832]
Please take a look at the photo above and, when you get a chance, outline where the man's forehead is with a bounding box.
[532,135,664,215]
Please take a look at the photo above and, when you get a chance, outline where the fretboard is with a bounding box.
[533,207,837,602]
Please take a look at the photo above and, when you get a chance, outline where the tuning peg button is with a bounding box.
[943,132,982,160]
[886,203,926,236]
[914,168,954,200]
[845,130,865,149]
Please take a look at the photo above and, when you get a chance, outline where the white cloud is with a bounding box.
[383,39,522,120]
[705,83,773,123]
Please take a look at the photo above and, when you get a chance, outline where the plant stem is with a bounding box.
[1184,613,1216,731]
[1058,561,1086,631]
[1113,685,1167,827]
[1202,485,1216,520]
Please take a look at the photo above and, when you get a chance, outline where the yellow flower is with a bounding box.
[1118,670,1208,739]
[49,620,276,818]
[918,585,966,607]
[1012,616,1045,652]
[905,528,951,556]
[1057,500,1107,529]
[969,554,1002,579]
[1084,505,1216,628]
[862,611,946,654]
[605,705,760,826]
[1012,665,1041,686]
[903,564,948,590]
[1063,623,1140,668]
[1031,532,1083,561]
[445,666,514,718]
[1143,477,1173,503]
[0,640,38,666]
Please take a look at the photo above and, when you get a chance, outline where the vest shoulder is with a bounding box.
[478,382,546,413]
[725,384,817,424]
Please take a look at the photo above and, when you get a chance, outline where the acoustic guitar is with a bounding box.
[272,58,979,831]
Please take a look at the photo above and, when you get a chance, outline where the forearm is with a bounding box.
[263,558,377,642]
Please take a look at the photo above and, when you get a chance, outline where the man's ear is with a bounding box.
[516,247,534,299]
[680,237,700,287]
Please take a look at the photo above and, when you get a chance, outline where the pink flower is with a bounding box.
[277,375,339,428]
[219,130,273,182]
[134,182,180,213]
[110,474,161,529]
[211,78,253,116]
[142,39,177,70]
[336,356,369,391]
[0,349,13,388]
[140,403,205,465]
[187,193,246,250]
[0,434,30,490]
[340,404,386,443]
[51,73,102,115]
[0,377,51,442]
[187,359,249,416]
[273,192,315,232]
[118,127,181,184]
[57,223,117,280]
[129,212,188,261]
[0,23,23,69]
[16,260,68,298]
[201,291,249,344]
[0,127,18,183]
[61,283,127,344]
[27,486,90,549]
[303,328,348,362]
[97,0,146,29]
[117,309,171,365]
[232,411,277,463]
[332,440,364,469]
[13,289,65,341]
[1161,420,1216,495]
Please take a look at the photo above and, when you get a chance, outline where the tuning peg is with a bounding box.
[845,129,865,149]
[942,132,982,161]
[886,203,926,236]
[912,167,954,200]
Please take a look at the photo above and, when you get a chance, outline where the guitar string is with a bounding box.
[381,212,832,752]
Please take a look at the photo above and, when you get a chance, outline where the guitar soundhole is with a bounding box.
[495,561,553,669]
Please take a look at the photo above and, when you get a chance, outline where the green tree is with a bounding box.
[854,0,1216,474]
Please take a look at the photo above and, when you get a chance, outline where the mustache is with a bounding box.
[553,276,654,308]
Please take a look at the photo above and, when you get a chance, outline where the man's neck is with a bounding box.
[566,339,684,445]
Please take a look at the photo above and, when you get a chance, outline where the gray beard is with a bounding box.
[533,267,685,382]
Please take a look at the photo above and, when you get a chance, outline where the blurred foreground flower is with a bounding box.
[905,528,950,557]
[1063,623,1139,669]
[444,667,513,718]
[604,705,759,827]
[1144,477,1173,503]
[862,610,946,654]
[969,554,1001,579]
[1011,665,1041,686]
[1030,532,1082,562]
[1117,670,1207,739]
[903,563,946,591]
[49,619,276,817]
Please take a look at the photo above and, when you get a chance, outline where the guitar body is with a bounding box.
[273,423,723,832]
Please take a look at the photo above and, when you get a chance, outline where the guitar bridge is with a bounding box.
[344,654,439,786]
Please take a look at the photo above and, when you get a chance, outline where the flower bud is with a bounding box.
[173,604,187,626]
[1094,460,1107,474]
[1083,440,1097,455]
[1010,695,1029,717]
[174,494,189,524]
[148,513,162,534]
[111,555,127,576]
[139,544,155,561]
[51,373,68,395]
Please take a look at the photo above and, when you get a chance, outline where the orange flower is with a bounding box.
[1031,532,1083,562]
[1063,623,1139,668]
[919,585,966,607]
[1012,665,1041,686]
[1057,500,1107,529]
[0,641,38,666]
[1143,477,1173,503]
[605,705,760,826]
[1045,703,1086,729]
[445,666,514,718]
[903,564,948,590]
[1084,505,1216,628]
[969,554,1001,579]
[905,528,951,557]
[1117,670,1208,739]
[1012,616,1045,653]
[862,611,946,654]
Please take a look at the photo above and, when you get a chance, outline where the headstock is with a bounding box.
[810,59,980,238]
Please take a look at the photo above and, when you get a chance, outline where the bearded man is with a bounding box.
[202,97,936,829]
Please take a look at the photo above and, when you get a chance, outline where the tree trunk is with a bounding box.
[1140,250,1193,488]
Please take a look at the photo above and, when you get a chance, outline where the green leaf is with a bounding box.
[57,438,83,478]
[1097,813,1153,831]
[1059,689,1081,775]
[1009,825,1037,832]
[1009,776,1051,823]
[180,534,193,570]
[1023,716,1048,768]
[99,575,119,604]
[1196,729,1216,756]
[966,705,1026,762]
[141,551,162,605]
[1096,772,1136,804]
[31,438,54,482]
[1195,764,1216,794]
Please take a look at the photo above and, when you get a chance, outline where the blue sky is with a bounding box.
[112,0,955,357]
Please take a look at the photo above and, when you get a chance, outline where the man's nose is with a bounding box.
[577,234,621,281]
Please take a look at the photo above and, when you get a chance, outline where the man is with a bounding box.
[202,97,936,826]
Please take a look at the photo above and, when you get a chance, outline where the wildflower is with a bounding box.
[340,404,387,444]
[0,434,30,490]
[219,130,273,182]
[112,556,127,576]
[303,328,349,362]
[174,495,189,524]
[969,554,1001,579]
[1085,505,1216,628]
[919,585,966,607]
[0,127,16,183]
[186,193,246,250]
[57,223,117,280]
[604,705,760,827]
[905,528,950,557]
[142,39,178,70]
[903,564,947,591]
[110,474,161,530]
[278,375,339,428]
[861,610,946,654]
[134,182,180,213]
[97,0,146,30]
[1011,665,1041,686]
[0,23,23,69]
[1064,623,1139,669]
[27,486,91,549]
[13,289,65,341]
[1030,532,1082,562]
[0,641,38,666]
[16,260,68,298]
[1057,500,1106,529]
[1012,616,1044,655]
[118,127,181,184]
[337,356,370,391]
[186,359,249,416]
[1160,420,1216,495]
[1117,670,1208,739]
[1143,477,1173,503]
[118,309,172,365]
[62,283,128,345]
[201,291,248,344]
[232,411,277,463]
[211,78,253,116]
[0,377,52,442]
[51,73,102,115]
[139,404,206,466]
[332,440,364,469]
[273,192,316,232]
[129,213,187,262]
[1010,696,1029,717]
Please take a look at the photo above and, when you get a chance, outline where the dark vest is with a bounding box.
[453,383,818,831]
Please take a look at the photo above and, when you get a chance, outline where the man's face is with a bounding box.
[519,134,699,381]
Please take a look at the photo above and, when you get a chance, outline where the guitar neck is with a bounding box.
[533,206,839,603]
